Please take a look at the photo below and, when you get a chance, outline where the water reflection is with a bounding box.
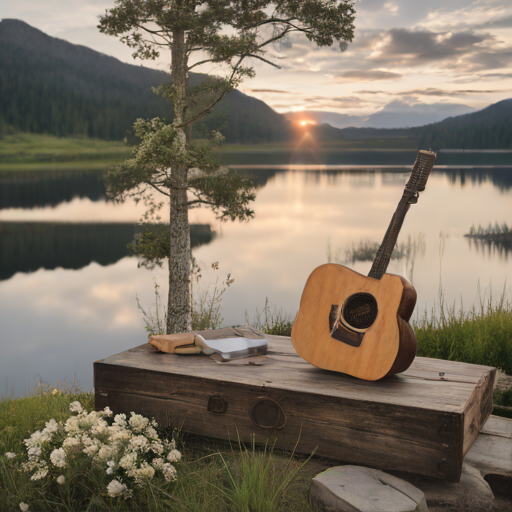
[0,164,511,395]
[2,168,511,216]
[0,222,214,281]
[444,169,512,192]
[466,236,512,260]
[0,169,106,209]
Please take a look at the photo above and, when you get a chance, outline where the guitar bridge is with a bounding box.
[329,305,364,348]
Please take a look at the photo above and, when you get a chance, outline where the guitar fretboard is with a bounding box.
[368,150,436,280]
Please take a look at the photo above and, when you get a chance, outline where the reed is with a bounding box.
[247,298,294,337]
[414,285,512,375]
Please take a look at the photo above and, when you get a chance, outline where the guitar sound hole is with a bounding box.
[342,293,378,330]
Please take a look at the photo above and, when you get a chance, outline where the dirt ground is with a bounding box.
[496,371,512,392]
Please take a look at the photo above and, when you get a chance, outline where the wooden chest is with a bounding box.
[94,335,495,482]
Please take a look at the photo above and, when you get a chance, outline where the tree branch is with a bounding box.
[247,53,281,68]
[187,57,219,70]
[146,180,170,197]
[187,199,212,207]
[177,57,245,128]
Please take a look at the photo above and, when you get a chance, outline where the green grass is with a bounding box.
[0,391,316,511]
[0,132,131,170]
[414,289,512,375]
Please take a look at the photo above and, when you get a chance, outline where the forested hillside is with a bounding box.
[1,19,511,148]
[0,19,290,143]
[418,99,512,150]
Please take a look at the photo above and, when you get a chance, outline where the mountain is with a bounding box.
[299,100,512,149]
[0,19,290,143]
[284,101,475,130]
[1,19,510,149]
[363,100,475,129]
[418,99,512,150]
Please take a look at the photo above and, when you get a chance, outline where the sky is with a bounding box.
[3,0,512,116]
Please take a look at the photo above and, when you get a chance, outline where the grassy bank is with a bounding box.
[0,391,319,511]
[0,133,131,170]
[414,291,512,375]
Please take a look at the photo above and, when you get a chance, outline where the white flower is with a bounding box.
[79,411,100,429]
[83,444,98,457]
[64,416,79,435]
[113,413,127,427]
[131,462,155,483]
[97,445,114,461]
[129,413,149,432]
[56,475,65,485]
[25,430,46,449]
[145,426,158,440]
[107,479,127,498]
[106,460,116,475]
[62,437,80,450]
[19,503,29,512]
[27,446,42,461]
[101,406,113,417]
[152,458,164,470]
[5,452,16,459]
[129,435,149,453]
[167,449,181,463]
[31,465,48,481]
[109,428,130,443]
[151,441,164,455]
[119,452,137,470]
[50,448,67,468]
[91,419,108,435]
[42,419,59,436]
[69,401,83,414]
[162,463,177,482]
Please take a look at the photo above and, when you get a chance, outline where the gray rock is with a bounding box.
[310,465,428,512]
[465,415,512,480]
[394,464,494,512]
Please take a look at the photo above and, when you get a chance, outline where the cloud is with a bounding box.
[419,1,512,32]
[369,28,488,66]
[335,70,402,81]
[465,48,512,71]
[302,96,369,109]
[356,87,508,97]
[245,88,291,94]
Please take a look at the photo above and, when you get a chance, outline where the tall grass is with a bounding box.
[414,286,512,375]
[247,298,293,337]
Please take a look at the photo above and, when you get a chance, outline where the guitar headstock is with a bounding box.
[405,150,436,195]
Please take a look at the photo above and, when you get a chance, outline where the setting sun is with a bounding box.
[299,120,317,126]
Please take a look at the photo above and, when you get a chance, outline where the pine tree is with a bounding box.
[99,0,356,333]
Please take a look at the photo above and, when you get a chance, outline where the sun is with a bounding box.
[298,119,317,127]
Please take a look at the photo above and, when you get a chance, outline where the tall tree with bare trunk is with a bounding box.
[99,0,356,334]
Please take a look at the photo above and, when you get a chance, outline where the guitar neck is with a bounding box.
[368,150,436,280]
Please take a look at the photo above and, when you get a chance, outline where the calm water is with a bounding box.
[1,161,511,395]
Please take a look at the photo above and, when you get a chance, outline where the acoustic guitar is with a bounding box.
[291,150,436,380]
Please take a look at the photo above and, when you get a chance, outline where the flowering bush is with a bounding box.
[5,401,180,508]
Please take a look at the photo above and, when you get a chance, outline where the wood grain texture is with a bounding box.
[291,264,417,380]
[94,336,496,482]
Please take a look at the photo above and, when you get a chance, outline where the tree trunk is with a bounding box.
[167,28,192,334]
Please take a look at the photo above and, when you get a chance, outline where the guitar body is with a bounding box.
[291,264,417,380]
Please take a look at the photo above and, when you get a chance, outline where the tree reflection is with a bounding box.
[0,222,214,281]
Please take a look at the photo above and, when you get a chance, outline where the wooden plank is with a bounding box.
[94,335,495,482]
[465,416,512,478]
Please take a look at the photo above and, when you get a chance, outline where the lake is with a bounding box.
[1,154,511,395]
